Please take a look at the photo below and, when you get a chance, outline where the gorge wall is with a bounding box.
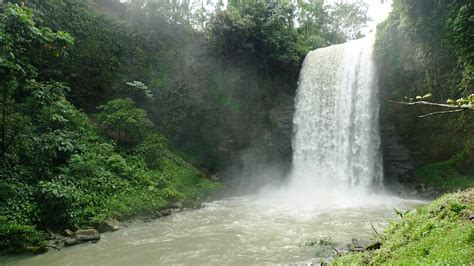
[374,0,473,188]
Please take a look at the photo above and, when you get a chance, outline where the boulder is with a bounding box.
[64,238,81,246]
[97,218,123,233]
[74,229,100,242]
[183,200,202,209]
[169,201,183,209]
[64,229,74,237]
[45,239,62,251]
[153,209,172,218]
[44,232,56,240]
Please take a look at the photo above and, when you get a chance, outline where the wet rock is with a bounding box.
[45,245,60,252]
[410,190,418,196]
[74,229,100,242]
[45,239,63,251]
[380,125,415,183]
[44,232,56,241]
[469,213,474,221]
[153,209,172,218]
[365,241,382,250]
[64,238,81,246]
[169,201,183,209]
[97,218,123,233]
[143,217,151,223]
[64,229,74,237]
[183,199,202,209]
[268,93,294,167]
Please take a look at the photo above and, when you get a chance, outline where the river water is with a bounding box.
[1,191,423,265]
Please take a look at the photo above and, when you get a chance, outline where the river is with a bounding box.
[1,191,423,265]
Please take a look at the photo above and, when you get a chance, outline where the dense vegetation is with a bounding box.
[0,2,220,253]
[375,0,474,190]
[0,0,369,254]
[334,189,474,265]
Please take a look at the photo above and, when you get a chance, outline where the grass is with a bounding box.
[333,189,474,265]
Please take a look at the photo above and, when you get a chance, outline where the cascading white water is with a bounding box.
[290,35,383,192]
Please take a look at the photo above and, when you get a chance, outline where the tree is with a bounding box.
[0,3,73,157]
[327,0,368,42]
[96,98,154,144]
[209,1,301,79]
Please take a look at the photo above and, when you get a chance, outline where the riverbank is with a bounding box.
[0,184,221,255]
[0,140,222,255]
[333,188,474,265]
[40,198,210,252]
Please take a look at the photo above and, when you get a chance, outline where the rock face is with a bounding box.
[97,219,124,233]
[380,124,415,184]
[269,93,295,170]
[74,229,100,242]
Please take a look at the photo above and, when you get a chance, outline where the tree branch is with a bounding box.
[418,109,465,118]
[387,100,472,118]
[331,246,342,257]
[0,129,20,158]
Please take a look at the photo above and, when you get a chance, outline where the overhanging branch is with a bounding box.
[387,100,472,118]
[418,109,465,118]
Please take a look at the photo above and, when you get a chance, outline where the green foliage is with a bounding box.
[96,98,154,145]
[0,2,73,158]
[416,142,474,192]
[446,94,474,109]
[210,2,301,75]
[325,0,368,42]
[334,190,474,265]
[0,216,45,254]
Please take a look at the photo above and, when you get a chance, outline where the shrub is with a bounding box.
[0,217,45,254]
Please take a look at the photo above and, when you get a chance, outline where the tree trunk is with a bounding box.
[1,83,7,156]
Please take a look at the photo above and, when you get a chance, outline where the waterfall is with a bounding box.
[290,34,383,192]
